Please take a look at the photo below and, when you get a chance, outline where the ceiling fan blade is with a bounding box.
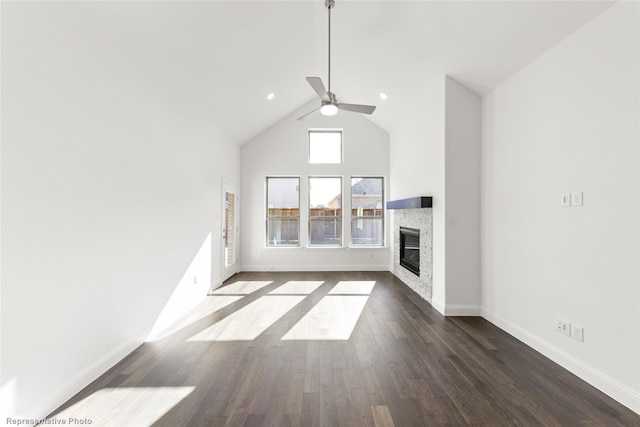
[337,103,376,114]
[297,106,321,121]
[306,77,330,102]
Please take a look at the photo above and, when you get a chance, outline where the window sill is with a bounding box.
[263,245,388,250]
[305,246,347,251]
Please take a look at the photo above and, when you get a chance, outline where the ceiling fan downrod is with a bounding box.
[297,0,376,120]
[326,0,334,94]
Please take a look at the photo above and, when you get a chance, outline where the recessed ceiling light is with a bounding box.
[266,92,275,100]
[379,93,388,100]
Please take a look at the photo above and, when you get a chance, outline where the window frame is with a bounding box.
[308,176,343,247]
[265,176,301,247]
[350,177,385,247]
[308,129,343,164]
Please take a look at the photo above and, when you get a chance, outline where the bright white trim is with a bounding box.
[262,246,389,251]
[481,307,640,415]
[208,279,223,294]
[431,297,446,315]
[239,264,389,272]
[444,305,481,316]
[15,324,153,425]
[304,246,348,251]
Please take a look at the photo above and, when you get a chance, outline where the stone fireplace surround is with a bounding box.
[390,201,433,303]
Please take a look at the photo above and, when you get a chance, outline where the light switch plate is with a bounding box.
[571,192,583,207]
[571,324,584,342]
[561,193,571,207]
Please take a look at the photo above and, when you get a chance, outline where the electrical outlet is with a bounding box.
[194,276,198,285]
[556,318,571,336]
[572,325,584,342]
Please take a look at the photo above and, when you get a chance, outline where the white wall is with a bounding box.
[1,2,239,421]
[481,1,639,412]
[388,76,481,316]
[389,79,446,311]
[240,101,390,271]
[444,77,481,315]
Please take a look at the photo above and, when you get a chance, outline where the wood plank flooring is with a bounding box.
[47,271,640,426]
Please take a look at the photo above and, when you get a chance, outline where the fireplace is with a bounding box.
[399,227,420,276]
[388,198,432,302]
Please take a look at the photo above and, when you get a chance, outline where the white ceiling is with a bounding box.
[80,1,615,144]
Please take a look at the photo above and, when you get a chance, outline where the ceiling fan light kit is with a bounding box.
[320,103,338,116]
[298,0,376,121]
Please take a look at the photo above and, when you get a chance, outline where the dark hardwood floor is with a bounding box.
[48,271,640,426]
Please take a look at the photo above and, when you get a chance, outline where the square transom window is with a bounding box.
[309,130,342,164]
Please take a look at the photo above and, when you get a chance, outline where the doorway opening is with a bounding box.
[222,181,238,282]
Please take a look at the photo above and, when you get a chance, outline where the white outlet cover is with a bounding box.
[556,318,571,336]
[560,193,571,207]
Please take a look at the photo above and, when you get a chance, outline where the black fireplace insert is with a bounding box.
[400,227,420,276]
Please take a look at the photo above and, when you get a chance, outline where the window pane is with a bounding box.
[267,218,300,246]
[309,177,342,245]
[351,178,384,246]
[310,218,342,245]
[267,178,299,209]
[267,177,300,246]
[351,218,383,245]
[309,131,341,164]
[310,177,341,209]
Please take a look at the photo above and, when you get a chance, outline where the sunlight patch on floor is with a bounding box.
[188,296,305,341]
[268,281,325,295]
[209,280,273,295]
[147,296,243,342]
[329,281,376,295]
[281,295,369,340]
[48,387,195,427]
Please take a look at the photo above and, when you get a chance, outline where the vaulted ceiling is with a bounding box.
[74,1,614,143]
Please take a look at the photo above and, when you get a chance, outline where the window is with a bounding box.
[351,177,384,246]
[266,177,300,246]
[309,130,341,164]
[309,177,342,245]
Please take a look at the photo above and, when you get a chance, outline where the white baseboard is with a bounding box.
[239,264,390,272]
[16,324,153,425]
[444,304,481,316]
[481,307,640,415]
[428,300,480,316]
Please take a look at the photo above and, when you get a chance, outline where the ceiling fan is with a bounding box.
[298,0,376,120]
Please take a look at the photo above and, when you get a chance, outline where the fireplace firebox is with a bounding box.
[400,227,420,276]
